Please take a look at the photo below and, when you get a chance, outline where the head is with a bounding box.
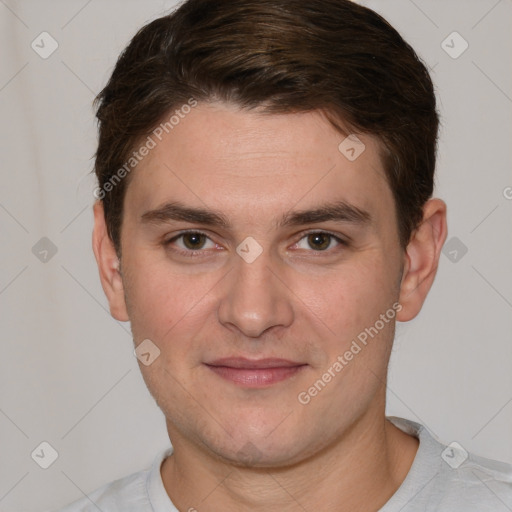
[93,0,447,466]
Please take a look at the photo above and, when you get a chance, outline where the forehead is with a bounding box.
[124,102,392,224]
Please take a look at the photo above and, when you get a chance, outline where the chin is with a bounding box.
[200,419,318,469]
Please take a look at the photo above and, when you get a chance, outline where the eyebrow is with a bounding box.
[140,200,372,229]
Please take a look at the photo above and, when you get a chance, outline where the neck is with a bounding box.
[160,406,419,512]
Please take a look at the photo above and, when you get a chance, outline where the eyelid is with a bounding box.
[295,229,349,245]
[164,229,219,252]
[290,230,348,253]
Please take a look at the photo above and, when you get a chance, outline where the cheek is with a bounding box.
[291,255,398,343]
[122,251,217,344]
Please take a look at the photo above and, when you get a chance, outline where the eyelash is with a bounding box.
[163,229,348,258]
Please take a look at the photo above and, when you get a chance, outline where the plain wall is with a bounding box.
[0,0,511,510]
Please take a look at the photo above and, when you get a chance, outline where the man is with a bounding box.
[57,0,512,510]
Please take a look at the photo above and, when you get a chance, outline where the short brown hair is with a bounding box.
[94,0,438,254]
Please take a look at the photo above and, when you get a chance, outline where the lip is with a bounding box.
[204,358,307,387]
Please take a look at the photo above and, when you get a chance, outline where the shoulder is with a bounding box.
[386,417,512,511]
[53,449,173,512]
[436,446,512,509]
[55,469,150,512]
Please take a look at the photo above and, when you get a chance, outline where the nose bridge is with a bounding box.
[217,247,294,337]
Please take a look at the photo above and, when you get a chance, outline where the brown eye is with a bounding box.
[293,232,346,253]
[182,232,207,250]
[165,231,217,255]
[307,233,332,251]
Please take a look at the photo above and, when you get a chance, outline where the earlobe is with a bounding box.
[397,199,448,322]
[92,201,130,322]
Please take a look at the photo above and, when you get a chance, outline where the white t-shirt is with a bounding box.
[54,417,512,511]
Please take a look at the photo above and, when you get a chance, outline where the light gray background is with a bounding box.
[0,0,511,510]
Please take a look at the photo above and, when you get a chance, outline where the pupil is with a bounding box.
[184,233,205,249]
[308,233,330,250]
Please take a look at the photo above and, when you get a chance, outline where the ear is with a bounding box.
[397,198,448,322]
[92,201,129,322]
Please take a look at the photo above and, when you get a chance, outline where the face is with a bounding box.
[106,102,408,466]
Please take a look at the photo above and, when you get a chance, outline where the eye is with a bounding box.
[293,232,345,252]
[165,231,217,255]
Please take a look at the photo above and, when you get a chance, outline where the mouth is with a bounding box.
[204,357,308,388]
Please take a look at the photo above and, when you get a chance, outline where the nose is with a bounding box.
[217,247,294,338]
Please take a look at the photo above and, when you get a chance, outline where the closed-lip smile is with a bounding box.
[204,357,307,387]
